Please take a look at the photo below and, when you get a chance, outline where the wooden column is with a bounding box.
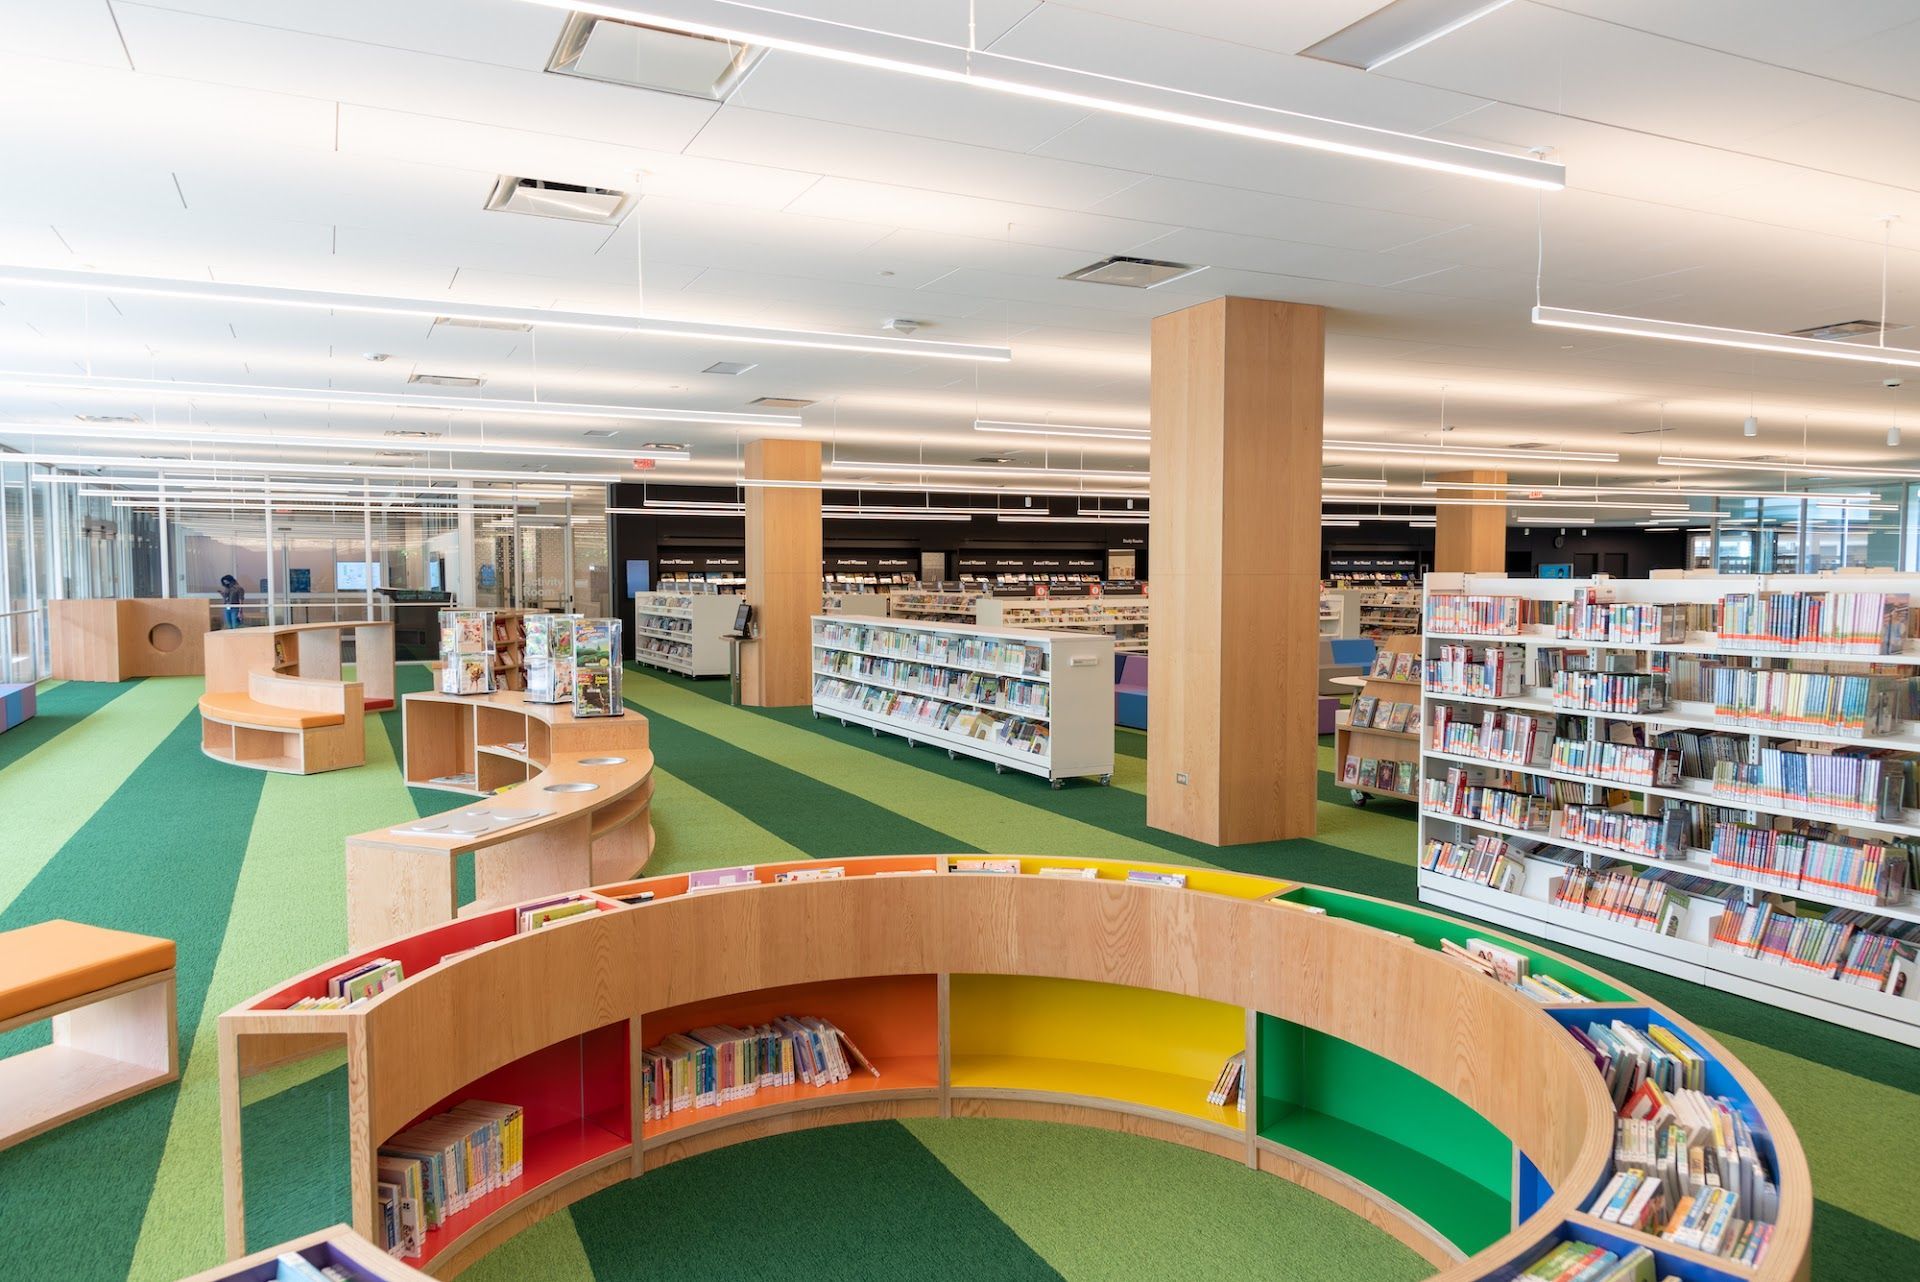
[1148,296,1324,846]
[742,439,822,707]
[1433,470,1507,573]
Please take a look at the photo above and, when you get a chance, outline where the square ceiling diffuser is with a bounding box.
[546,13,766,100]
[1061,255,1205,289]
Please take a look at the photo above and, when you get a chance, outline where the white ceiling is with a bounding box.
[4,0,1920,516]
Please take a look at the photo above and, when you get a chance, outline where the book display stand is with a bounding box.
[570,619,623,716]
[521,614,580,705]
[436,612,495,696]
[809,614,1114,786]
[889,589,980,622]
[1418,572,1920,1046]
[218,856,1810,1281]
[1336,634,1423,806]
[974,596,1149,654]
[631,593,734,676]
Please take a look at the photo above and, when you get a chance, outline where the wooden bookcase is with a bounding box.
[1334,633,1422,805]
[205,621,396,709]
[809,614,1113,785]
[218,857,1811,1282]
[630,592,735,677]
[1417,571,1920,1046]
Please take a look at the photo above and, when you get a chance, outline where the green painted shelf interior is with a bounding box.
[1274,886,1631,1002]
[1255,1014,1513,1255]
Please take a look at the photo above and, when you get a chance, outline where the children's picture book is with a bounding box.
[1351,695,1377,728]
[1391,651,1419,681]
[1358,758,1379,788]
[1340,756,1361,785]
[1383,702,1412,732]
[1370,650,1396,678]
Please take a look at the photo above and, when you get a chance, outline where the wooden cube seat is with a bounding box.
[0,920,178,1151]
[198,690,345,730]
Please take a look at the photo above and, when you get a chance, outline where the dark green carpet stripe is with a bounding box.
[571,1121,1061,1281]
[1810,1193,1920,1279]
[1114,727,1145,758]
[0,706,265,1280]
[627,698,978,859]
[0,678,140,774]
[240,1068,352,1253]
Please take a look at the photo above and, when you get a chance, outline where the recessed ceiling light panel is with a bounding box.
[546,12,766,99]
[702,360,757,376]
[1302,0,1518,71]
[407,373,486,388]
[1061,256,1205,289]
[749,396,815,409]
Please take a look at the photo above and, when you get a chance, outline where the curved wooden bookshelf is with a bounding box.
[343,690,655,948]
[220,858,1812,1282]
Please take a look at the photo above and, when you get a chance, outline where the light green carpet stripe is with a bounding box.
[0,676,205,915]
[625,672,1206,868]
[128,717,419,1282]
[461,1209,598,1282]
[901,1118,1430,1282]
[1706,1030,1920,1237]
[641,764,808,873]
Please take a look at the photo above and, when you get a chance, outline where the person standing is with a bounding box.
[219,575,246,629]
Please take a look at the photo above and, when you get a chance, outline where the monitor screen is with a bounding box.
[336,561,383,590]
[625,559,651,598]
[732,601,753,634]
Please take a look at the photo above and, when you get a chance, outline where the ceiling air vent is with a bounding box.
[383,428,443,439]
[1789,319,1911,341]
[433,315,532,332]
[750,396,814,410]
[407,373,485,388]
[76,413,140,423]
[703,360,757,376]
[582,429,619,438]
[485,175,636,226]
[1061,255,1205,289]
[546,13,766,100]
[375,449,420,458]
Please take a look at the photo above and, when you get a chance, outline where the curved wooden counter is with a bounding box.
[222,859,1811,1282]
[343,691,654,948]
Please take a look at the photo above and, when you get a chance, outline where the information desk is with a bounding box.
[220,858,1811,1281]
[206,621,396,710]
[49,597,208,681]
[342,691,654,948]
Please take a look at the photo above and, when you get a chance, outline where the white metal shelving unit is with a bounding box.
[809,614,1113,786]
[631,592,736,677]
[1416,570,1920,1047]
[1319,589,1360,639]
[974,596,1150,653]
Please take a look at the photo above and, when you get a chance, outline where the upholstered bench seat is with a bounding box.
[198,691,344,730]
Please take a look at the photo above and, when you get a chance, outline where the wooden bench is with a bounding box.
[199,671,365,774]
[0,920,178,1151]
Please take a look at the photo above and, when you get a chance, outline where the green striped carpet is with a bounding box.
[0,667,1907,1280]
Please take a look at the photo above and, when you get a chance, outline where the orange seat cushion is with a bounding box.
[199,691,342,730]
[0,920,175,1023]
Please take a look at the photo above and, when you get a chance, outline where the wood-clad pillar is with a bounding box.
[1148,296,1324,846]
[1433,470,1507,573]
[743,439,822,707]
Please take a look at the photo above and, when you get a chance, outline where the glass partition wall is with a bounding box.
[0,460,610,680]
[1684,483,1913,573]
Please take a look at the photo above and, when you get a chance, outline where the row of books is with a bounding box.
[1207,1051,1248,1112]
[1439,934,1592,1003]
[1340,755,1417,796]
[814,677,1051,756]
[1348,696,1419,732]
[1424,767,1557,831]
[287,956,406,1011]
[267,1253,362,1281]
[1559,805,1688,861]
[1707,748,1907,822]
[1515,1238,1656,1281]
[947,859,1188,889]
[1717,590,1912,654]
[1366,649,1423,681]
[1550,670,1668,714]
[1707,667,1904,738]
[1706,823,1913,906]
[375,1100,525,1259]
[1424,592,1530,636]
[1425,643,1525,698]
[813,621,1046,677]
[1421,835,1525,893]
[1551,868,1688,936]
[1549,739,1684,788]
[1711,900,1917,991]
[1553,598,1686,645]
[641,1015,879,1120]
[1429,707,1555,766]
[813,650,1050,716]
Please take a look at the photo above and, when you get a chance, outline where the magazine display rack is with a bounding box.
[218,857,1810,1281]
[436,611,495,696]
[522,615,580,705]
[571,619,623,717]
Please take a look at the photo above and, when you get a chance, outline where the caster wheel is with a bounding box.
[948,749,957,759]
[995,763,1004,774]
[1051,779,1064,790]
[1350,789,1369,806]
[871,727,879,737]
[1101,774,1112,787]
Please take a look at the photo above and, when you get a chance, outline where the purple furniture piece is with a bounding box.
[0,682,35,734]
[1114,654,1148,730]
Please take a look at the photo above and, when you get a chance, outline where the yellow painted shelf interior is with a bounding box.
[948,974,1246,1128]
[997,856,1291,900]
